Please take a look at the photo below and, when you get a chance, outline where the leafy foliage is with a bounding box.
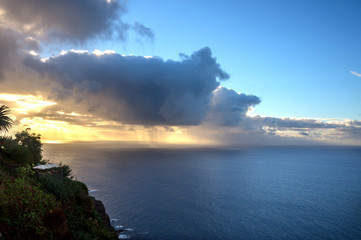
[59,162,73,178]
[0,136,16,162]
[15,164,36,179]
[7,145,34,164]
[39,175,116,240]
[0,105,14,134]
[15,128,43,164]
[0,119,117,239]
[39,175,89,206]
[0,170,57,239]
[0,136,16,148]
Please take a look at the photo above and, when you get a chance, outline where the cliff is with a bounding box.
[0,163,118,240]
[0,130,120,239]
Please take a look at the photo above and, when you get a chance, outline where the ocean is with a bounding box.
[43,143,361,240]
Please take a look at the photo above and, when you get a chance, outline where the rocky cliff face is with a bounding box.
[91,197,115,233]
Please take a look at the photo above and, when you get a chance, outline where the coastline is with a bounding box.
[91,196,123,235]
[0,162,120,239]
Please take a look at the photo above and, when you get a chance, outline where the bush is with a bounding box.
[59,163,73,179]
[0,176,57,239]
[0,136,17,158]
[0,167,7,182]
[15,128,43,164]
[43,206,71,240]
[39,175,89,206]
[39,175,116,240]
[7,145,34,165]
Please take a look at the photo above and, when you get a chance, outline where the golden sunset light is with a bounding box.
[6,103,199,144]
[0,94,56,114]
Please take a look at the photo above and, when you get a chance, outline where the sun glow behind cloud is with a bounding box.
[16,116,198,144]
[0,93,198,144]
[92,49,116,55]
[0,94,56,114]
[1,91,360,146]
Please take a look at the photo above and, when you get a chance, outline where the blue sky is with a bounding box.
[98,0,361,120]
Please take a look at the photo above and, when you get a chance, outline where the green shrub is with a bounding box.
[39,175,89,206]
[15,128,43,164]
[39,175,116,240]
[7,145,34,164]
[0,136,16,158]
[0,176,57,239]
[43,206,72,239]
[0,167,7,182]
[15,165,36,181]
[59,163,73,178]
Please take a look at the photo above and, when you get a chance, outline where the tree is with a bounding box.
[0,105,14,134]
[15,128,43,164]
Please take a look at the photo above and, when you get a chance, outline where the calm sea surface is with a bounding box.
[43,143,361,240]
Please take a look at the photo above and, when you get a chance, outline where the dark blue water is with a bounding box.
[43,144,361,240]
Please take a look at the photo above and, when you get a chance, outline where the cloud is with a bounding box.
[24,47,232,126]
[209,87,260,126]
[181,123,321,146]
[20,45,361,145]
[133,22,154,40]
[0,0,151,44]
[258,117,340,129]
[0,28,19,79]
[350,71,361,77]
[249,116,361,144]
[23,37,41,52]
[0,0,359,145]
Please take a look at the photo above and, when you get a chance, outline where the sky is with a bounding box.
[0,0,360,145]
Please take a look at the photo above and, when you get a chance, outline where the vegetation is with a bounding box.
[0,169,58,239]
[0,128,43,166]
[15,128,43,164]
[0,105,14,134]
[0,106,117,240]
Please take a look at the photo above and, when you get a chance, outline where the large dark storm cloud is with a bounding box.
[25,47,250,126]
[0,28,19,79]
[0,0,134,43]
[0,0,260,128]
